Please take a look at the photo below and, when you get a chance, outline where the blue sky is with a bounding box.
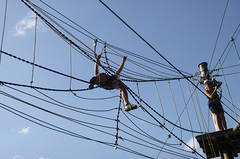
[0,0,240,159]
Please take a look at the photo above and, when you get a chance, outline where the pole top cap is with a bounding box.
[198,62,208,68]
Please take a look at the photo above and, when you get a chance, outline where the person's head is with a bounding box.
[204,79,213,90]
[89,77,97,89]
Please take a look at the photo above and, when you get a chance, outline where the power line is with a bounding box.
[33,88,118,113]
[0,89,198,159]
[209,0,230,68]
[233,40,240,60]
[105,51,179,78]
[29,0,193,79]
[31,1,95,54]
[38,0,98,41]
[98,0,185,76]
[1,101,162,159]
[4,85,117,119]
[71,91,119,100]
[1,1,226,159]
[212,24,240,71]
[97,0,210,107]
[0,90,123,140]
[0,102,114,144]
[38,0,191,77]
[21,0,113,76]
[0,80,91,92]
[213,63,240,72]
[119,129,199,159]
[0,50,89,84]
[9,0,238,158]
[116,145,155,159]
[98,2,240,145]
[106,44,192,76]
[120,110,180,146]
[23,0,195,84]
[126,88,206,159]
[0,0,8,63]
[106,57,175,80]
[30,14,38,85]
[128,82,204,134]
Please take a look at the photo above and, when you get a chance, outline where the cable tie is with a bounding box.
[192,148,196,154]
[114,143,118,149]
[159,123,165,128]
[118,136,123,140]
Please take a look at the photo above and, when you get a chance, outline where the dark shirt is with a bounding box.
[206,90,224,113]
[98,74,118,90]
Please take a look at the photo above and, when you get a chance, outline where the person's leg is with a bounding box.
[220,112,227,130]
[112,80,128,105]
[94,55,101,76]
[115,56,126,77]
[94,63,99,76]
[113,79,137,111]
[121,87,138,111]
[212,113,220,131]
[113,81,130,105]
[121,88,130,106]
[216,113,224,130]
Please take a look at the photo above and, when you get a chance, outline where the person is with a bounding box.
[89,54,138,112]
[204,79,227,131]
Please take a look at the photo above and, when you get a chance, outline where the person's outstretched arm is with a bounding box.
[94,55,101,76]
[205,86,217,99]
[115,56,127,77]
[217,81,222,88]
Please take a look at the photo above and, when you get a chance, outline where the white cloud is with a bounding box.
[13,154,49,159]
[14,11,45,37]
[18,127,30,135]
[12,154,23,159]
[184,137,199,151]
[39,157,51,159]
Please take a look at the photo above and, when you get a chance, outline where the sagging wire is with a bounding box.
[30,14,38,86]
[0,90,117,135]
[168,80,182,143]
[38,0,191,77]
[121,110,180,146]
[0,102,114,145]
[126,87,206,158]
[156,80,202,158]
[212,24,240,71]
[209,0,230,68]
[114,93,122,149]
[178,80,196,151]
[68,41,117,100]
[218,61,239,121]
[4,84,117,114]
[0,80,91,92]
[0,0,8,63]
[39,0,191,78]
[233,38,240,60]
[154,82,165,125]
[0,50,89,84]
